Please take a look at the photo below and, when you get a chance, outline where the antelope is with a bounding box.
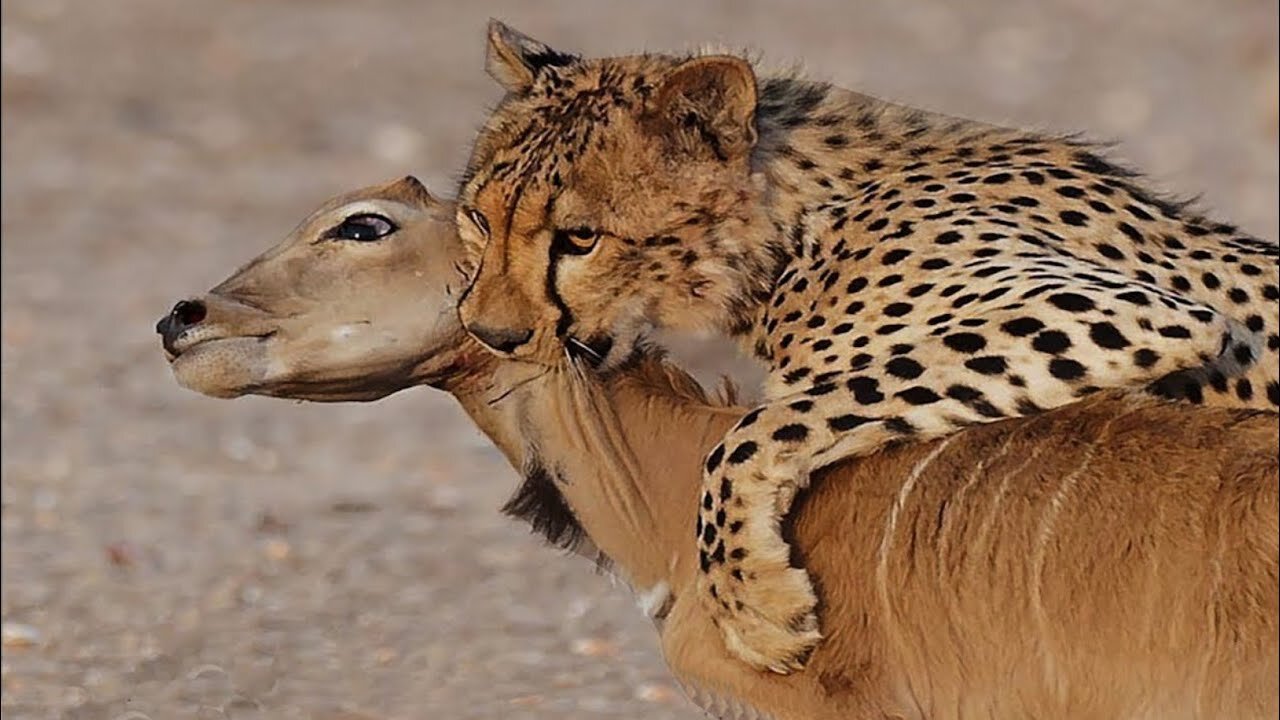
[157,177,1279,720]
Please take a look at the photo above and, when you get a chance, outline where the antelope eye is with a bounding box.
[465,208,491,237]
[332,213,396,242]
[554,226,601,255]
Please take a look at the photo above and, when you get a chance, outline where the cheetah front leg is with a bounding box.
[697,286,1250,673]
[696,389,968,674]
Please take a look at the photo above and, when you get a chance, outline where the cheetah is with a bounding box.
[455,22,1280,673]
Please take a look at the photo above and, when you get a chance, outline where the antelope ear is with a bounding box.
[646,56,759,160]
[391,175,439,207]
[485,20,579,93]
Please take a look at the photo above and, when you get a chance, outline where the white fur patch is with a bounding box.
[635,581,671,620]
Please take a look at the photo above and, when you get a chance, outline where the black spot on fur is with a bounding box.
[1089,322,1130,350]
[1133,348,1160,368]
[1116,222,1144,243]
[1059,210,1089,226]
[1116,290,1150,306]
[1047,292,1096,313]
[705,443,725,473]
[807,382,838,396]
[1001,317,1045,337]
[943,332,987,354]
[727,441,758,465]
[897,386,942,405]
[965,355,1008,375]
[885,356,925,380]
[702,523,718,546]
[1048,358,1087,381]
[719,478,733,501]
[827,414,872,431]
[772,424,810,442]
[848,376,887,404]
[884,302,913,317]
[1033,330,1073,355]
[945,385,1004,418]
[882,248,913,265]
[884,417,916,434]
[1095,243,1124,260]
[1125,204,1154,221]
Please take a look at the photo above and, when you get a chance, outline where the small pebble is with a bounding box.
[571,637,619,658]
[635,682,680,703]
[330,499,378,514]
[105,542,136,568]
[255,511,290,535]
[261,538,291,562]
[1,621,43,648]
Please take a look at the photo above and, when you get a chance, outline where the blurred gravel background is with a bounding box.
[2,1,1275,718]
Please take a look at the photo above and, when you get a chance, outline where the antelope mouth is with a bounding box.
[163,329,278,362]
[162,329,282,400]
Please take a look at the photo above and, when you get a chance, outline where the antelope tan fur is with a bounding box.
[158,177,1279,720]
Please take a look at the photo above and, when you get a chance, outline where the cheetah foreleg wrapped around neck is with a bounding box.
[696,256,1255,673]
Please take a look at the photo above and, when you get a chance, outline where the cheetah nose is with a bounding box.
[468,324,534,355]
[156,299,207,354]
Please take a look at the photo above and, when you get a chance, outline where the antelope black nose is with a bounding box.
[468,324,534,354]
[156,299,207,351]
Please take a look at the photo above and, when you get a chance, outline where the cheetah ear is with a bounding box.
[485,20,580,93]
[646,55,759,161]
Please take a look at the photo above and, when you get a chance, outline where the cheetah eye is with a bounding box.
[330,213,396,242]
[465,208,491,238]
[553,226,601,255]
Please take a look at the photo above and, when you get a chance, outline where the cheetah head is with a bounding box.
[457,21,776,370]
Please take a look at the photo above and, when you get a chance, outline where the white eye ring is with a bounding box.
[466,208,491,238]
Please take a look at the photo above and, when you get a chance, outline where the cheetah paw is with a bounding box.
[703,563,822,674]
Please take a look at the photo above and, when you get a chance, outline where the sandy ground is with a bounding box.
[1,1,1275,718]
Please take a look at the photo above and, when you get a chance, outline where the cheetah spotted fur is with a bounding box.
[455,23,1280,672]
